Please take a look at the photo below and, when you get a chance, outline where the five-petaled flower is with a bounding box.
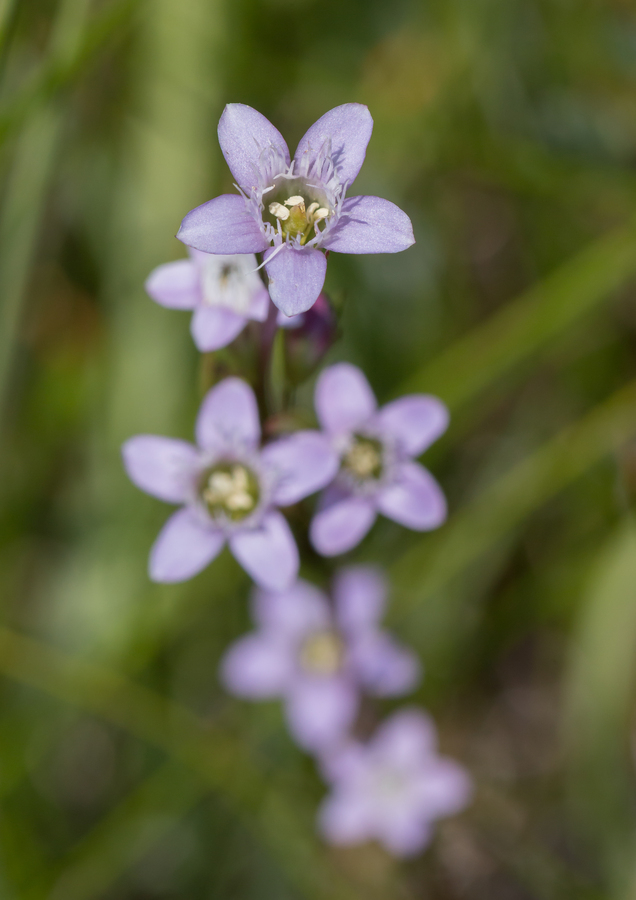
[318,708,471,856]
[145,249,270,352]
[220,567,420,751]
[177,103,415,317]
[309,363,449,556]
[122,378,338,590]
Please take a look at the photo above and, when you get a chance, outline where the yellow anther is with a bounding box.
[269,202,289,220]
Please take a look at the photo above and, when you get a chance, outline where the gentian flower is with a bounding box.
[177,103,415,317]
[122,378,337,590]
[220,566,420,752]
[318,708,471,856]
[145,249,269,352]
[310,363,449,556]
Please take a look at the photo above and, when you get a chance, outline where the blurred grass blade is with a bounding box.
[400,220,636,410]
[562,522,636,896]
[392,379,636,618]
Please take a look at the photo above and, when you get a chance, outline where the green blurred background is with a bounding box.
[2,0,636,897]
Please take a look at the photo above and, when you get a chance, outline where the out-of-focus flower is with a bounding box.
[276,293,337,384]
[310,363,448,556]
[177,103,415,317]
[318,708,471,856]
[145,250,269,352]
[122,378,337,590]
[220,566,420,751]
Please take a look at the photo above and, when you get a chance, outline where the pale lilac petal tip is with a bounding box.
[252,580,330,636]
[177,194,269,255]
[218,103,290,191]
[190,306,247,352]
[122,436,198,503]
[145,260,200,309]
[149,509,224,582]
[333,565,387,631]
[286,678,358,751]
[314,362,377,434]
[261,431,339,506]
[318,792,373,846]
[295,103,373,186]
[229,510,299,590]
[195,377,261,453]
[310,494,376,557]
[322,196,415,254]
[374,708,437,766]
[220,633,292,698]
[264,246,327,316]
[377,395,449,456]
[376,462,447,530]
[350,633,421,697]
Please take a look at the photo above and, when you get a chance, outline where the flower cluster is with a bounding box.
[124,103,470,857]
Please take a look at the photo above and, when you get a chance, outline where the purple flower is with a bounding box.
[122,378,337,590]
[145,249,270,352]
[220,566,420,752]
[309,363,449,556]
[318,708,471,856]
[177,103,415,317]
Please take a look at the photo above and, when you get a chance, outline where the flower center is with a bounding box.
[375,767,407,800]
[299,630,344,676]
[199,463,260,522]
[263,176,331,245]
[201,257,257,315]
[342,435,384,482]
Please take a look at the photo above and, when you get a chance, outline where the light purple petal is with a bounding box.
[286,678,358,751]
[333,565,387,632]
[252,579,331,637]
[373,708,437,769]
[376,395,449,457]
[145,260,199,309]
[149,508,224,582]
[376,813,432,858]
[217,103,290,192]
[376,461,447,530]
[122,436,198,503]
[190,306,247,352]
[318,790,374,846]
[195,378,260,453]
[294,104,373,187]
[310,494,376,557]
[177,195,269,255]
[264,246,327,316]
[261,431,339,506]
[349,632,421,697]
[322,196,415,254]
[249,286,271,322]
[412,759,472,818]
[314,362,377,435]
[229,510,298,590]
[220,633,294,698]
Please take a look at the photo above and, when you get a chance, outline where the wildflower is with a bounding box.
[220,566,420,751]
[318,708,471,856]
[122,378,337,590]
[145,249,269,352]
[310,363,449,556]
[177,103,415,317]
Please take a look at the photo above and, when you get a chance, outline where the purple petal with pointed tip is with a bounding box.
[322,195,415,254]
[252,580,331,637]
[145,260,200,309]
[195,378,260,453]
[220,633,293,698]
[264,246,327,316]
[376,462,447,530]
[178,195,269,255]
[122,436,198,503]
[310,494,376,556]
[190,306,247,352]
[149,508,224,582]
[218,103,290,191]
[294,104,373,187]
[229,510,298,590]
[377,395,449,456]
[286,677,358,751]
[261,431,338,506]
[314,362,377,435]
[333,565,387,631]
